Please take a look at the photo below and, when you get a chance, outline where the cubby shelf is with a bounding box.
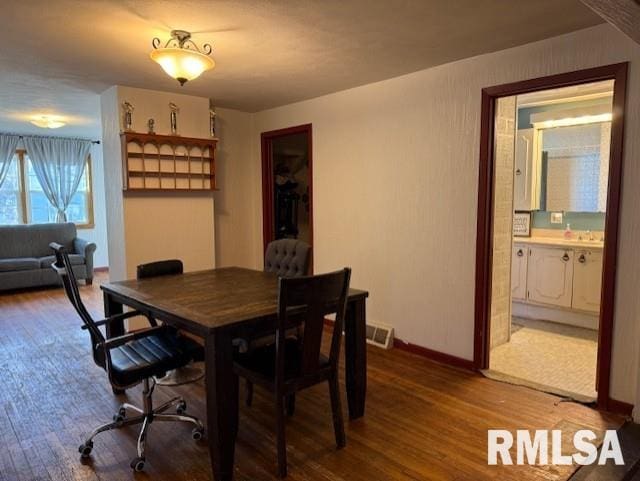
[120,132,218,192]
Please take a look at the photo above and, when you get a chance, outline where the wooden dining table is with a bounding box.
[100,267,368,481]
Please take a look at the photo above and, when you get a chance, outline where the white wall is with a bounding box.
[78,142,108,267]
[215,24,640,405]
[213,107,257,268]
[100,86,216,281]
[100,86,127,281]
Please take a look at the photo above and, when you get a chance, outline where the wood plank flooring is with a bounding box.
[0,273,624,481]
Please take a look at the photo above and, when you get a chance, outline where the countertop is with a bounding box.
[513,236,604,250]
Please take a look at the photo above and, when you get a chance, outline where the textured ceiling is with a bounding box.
[0,0,602,137]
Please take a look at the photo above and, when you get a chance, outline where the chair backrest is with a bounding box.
[50,242,105,367]
[276,268,351,381]
[264,239,311,277]
[137,259,183,279]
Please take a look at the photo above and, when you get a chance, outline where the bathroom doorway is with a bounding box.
[261,124,313,261]
[474,64,628,410]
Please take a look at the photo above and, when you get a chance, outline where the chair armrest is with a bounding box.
[103,326,167,350]
[81,310,149,330]
[74,237,97,278]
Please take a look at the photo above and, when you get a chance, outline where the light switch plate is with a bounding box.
[550,212,563,224]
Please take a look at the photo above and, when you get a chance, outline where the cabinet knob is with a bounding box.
[578,254,586,263]
[562,253,570,262]
[515,169,522,176]
[517,249,524,257]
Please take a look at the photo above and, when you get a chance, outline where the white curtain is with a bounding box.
[0,134,20,189]
[22,136,92,222]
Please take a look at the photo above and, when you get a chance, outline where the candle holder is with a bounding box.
[169,102,180,135]
[122,101,134,132]
[209,109,216,138]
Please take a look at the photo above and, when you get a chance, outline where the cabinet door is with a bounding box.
[527,246,574,308]
[511,244,528,300]
[572,250,603,313]
[514,128,534,211]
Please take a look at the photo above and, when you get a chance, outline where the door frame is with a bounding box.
[473,63,628,411]
[261,123,313,265]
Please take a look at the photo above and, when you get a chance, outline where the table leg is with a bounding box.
[205,330,239,481]
[344,297,367,419]
[103,292,125,338]
[103,292,127,395]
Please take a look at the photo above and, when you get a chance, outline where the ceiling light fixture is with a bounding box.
[30,115,66,129]
[150,30,215,86]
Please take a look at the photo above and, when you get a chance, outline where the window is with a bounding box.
[0,156,22,225]
[0,150,94,227]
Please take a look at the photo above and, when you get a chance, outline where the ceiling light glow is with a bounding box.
[538,113,612,129]
[30,115,66,129]
[150,30,215,86]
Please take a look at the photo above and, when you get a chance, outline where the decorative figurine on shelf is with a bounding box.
[122,101,134,132]
[147,118,155,134]
[169,102,179,135]
[209,109,216,138]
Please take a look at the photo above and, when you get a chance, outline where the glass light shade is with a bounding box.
[150,48,215,85]
[30,116,65,129]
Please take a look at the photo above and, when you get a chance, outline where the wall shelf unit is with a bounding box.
[120,132,217,192]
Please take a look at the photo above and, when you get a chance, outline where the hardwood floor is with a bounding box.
[0,272,623,481]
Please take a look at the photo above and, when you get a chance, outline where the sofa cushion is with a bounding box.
[38,254,85,269]
[0,257,40,272]
[0,223,77,258]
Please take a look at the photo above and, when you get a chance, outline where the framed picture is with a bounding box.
[513,211,531,237]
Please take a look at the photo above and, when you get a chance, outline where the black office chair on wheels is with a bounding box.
[50,243,205,472]
[136,259,205,386]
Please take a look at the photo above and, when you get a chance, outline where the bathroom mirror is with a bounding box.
[538,121,610,213]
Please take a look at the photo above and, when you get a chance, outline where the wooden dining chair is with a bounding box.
[243,239,312,409]
[233,267,351,478]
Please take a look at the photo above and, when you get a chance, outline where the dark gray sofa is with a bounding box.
[0,223,96,291]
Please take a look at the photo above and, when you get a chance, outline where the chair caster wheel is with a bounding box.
[176,400,187,415]
[130,457,145,472]
[113,413,125,425]
[78,441,93,458]
[192,427,204,441]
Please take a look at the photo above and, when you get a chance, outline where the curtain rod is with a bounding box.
[16,135,100,145]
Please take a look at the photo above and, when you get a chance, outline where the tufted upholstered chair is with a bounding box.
[242,239,312,411]
[264,239,311,277]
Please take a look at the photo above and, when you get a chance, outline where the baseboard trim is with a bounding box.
[607,398,633,416]
[393,338,475,371]
[94,267,109,273]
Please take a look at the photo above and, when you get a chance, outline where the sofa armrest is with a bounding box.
[74,237,97,279]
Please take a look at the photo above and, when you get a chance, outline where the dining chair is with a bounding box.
[264,238,311,277]
[50,244,204,472]
[137,259,205,386]
[243,238,312,409]
[233,267,351,478]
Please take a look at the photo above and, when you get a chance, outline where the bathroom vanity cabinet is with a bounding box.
[511,239,603,328]
[527,246,574,308]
